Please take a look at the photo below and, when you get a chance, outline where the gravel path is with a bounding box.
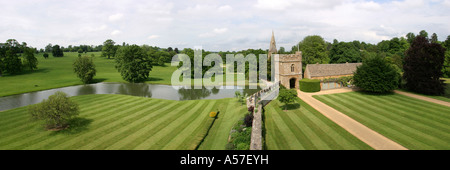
[297,88,408,150]
[394,90,450,107]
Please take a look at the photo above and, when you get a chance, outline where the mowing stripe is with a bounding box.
[45,97,152,149]
[77,99,169,150]
[319,94,433,149]
[136,100,208,150]
[339,93,449,149]
[178,100,222,150]
[112,101,199,150]
[273,100,318,149]
[161,100,217,150]
[102,100,185,150]
[350,93,450,134]
[266,104,304,150]
[14,96,153,150]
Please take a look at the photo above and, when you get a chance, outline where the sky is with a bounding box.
[0,0,449,51]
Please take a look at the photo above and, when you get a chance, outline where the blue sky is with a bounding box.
[0,0,449,51]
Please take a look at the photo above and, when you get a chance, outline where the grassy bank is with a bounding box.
[263,98,373,150]
[314,92,450,150]
[0,94,245,150]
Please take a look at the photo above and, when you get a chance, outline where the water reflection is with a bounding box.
[0,83,260,111]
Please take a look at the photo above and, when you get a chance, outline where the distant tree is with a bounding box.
[174,47,179,54]
[43,53,49,59]
[23,47,38,70]
[419,30,429,40]
[329,41,362,63]
[102,39,117,59]
[353,56,401,93]
[29,91,79,130]
[403,36,446,95]
[431,33,438,43]
[167,47,173,52]
[52,45,64,57]
[1,39,23,74]
[73,55,96,84]
[406,32,416,44]
[277,89,298,111]
[279,47,286,54]
[294,35,329,66]
[77,48,84,54]
[45,43,52,53]
[115,45,153,82]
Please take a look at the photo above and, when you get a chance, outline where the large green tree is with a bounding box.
[73,55,96,84]
[23,47,38,70]
[353,56,401,93]
[277,89,298,111]
[52,44,64,57]
[115,45,153,82]
[403,36,446,95]
[293,35,329,65]
[0,39,23,75]
[29,91,79,130]
[101,39,117,59]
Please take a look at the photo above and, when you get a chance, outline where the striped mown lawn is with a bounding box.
[0,94,243,150]
[314,92,450,150]
[264,98,373,150]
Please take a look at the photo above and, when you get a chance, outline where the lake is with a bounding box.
[0,83,261,111]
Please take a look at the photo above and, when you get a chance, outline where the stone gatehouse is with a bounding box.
[269,31,303,89]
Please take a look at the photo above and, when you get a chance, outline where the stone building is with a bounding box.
[304,62,362,90]
[269,31,303,89]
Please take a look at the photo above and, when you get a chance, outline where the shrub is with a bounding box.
[236,143,250,150]
[247,106,254,113]
[43,53,49,59]
[29,91,79,130]
[244,113,253,127]
[299,79,321,92]
[278,89,298,110]
[209,111,217,118]
[353,56,401,93]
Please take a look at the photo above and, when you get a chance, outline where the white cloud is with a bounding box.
[111,30,121,36]
[213,28,228,34]
[148,35,160,39]
[108,13,124,22]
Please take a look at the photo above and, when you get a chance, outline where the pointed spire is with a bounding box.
[269,30,277,54]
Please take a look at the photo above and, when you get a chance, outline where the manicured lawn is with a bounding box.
[314,92,450,150]
[197,98,248,150]
[263,98,373,150]
[0,94,244,150]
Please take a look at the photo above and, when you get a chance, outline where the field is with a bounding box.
[263,98,373,150]
[0,94,246,150]
[0,52,177,97]
[314,92,450,150]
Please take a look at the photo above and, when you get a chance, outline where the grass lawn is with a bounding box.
[0,52,258,97]
[0,94,245,150]
[197,98,248,150]
[314,92,450,150]
[0,52,177,97]
[263,98,373,150]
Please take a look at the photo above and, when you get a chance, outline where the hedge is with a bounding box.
[299,79,321,92]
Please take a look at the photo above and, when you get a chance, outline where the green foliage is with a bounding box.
[73,55,96,84]
[329,41,362,63]
[353,56,400,93]
[0,39,23,75]
[293,35,329,65]
[23,47,38,70]
[28,91,79,130]
[115,45,153,83]
[101,39,117,59]
[299,79,321,92]
[52,44,64,57]
[43,53,49,59]
[278,89,298,110]
[403,36,446,95]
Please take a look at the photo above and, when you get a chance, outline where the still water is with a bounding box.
[0,83,261,111]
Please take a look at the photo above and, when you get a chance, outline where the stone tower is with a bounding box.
[270,31,302,89]
[268,30,277,60]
